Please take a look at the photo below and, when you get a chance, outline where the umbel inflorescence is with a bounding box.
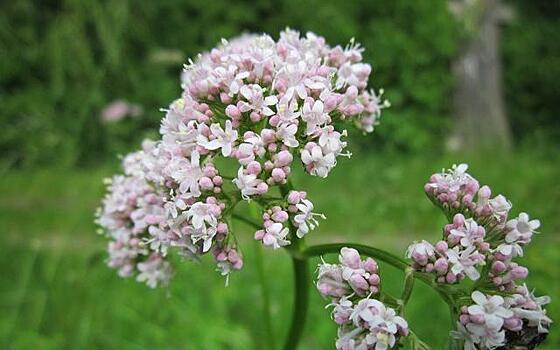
[96,30,551,349]
[315,164,551,349]
[96,29,387,287]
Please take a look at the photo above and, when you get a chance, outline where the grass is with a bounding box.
[0,151,559,349]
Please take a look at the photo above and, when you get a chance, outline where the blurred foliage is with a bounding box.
[0,0,458,168]
[0,0,558,169]
[502,0,560,146]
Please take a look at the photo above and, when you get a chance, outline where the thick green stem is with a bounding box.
[247,204,276,350]
[253,239,277,350]
[283,255,309,350]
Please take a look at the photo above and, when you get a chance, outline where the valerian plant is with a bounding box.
[96,29,552,349]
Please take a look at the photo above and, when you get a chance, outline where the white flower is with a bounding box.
[163,120,199,154]
[262,222,290,249]
[147,226,173,255]
[186,202,218,230]
[508,286,552,333]
[335,62,371,89]
[276,97,301,124]
[197,120,238,156]
[446,246,482,281]
[468,291,514,329]
[505,212,540,244]
[349,298,408,350]
[428,163,472,194]
[318,127,348,155]
[301,145,336,178]
[405,240,435,265]
[188,224,217,253]
[450,218,484,248]
[170,151,203,197]
[293,199,325,238]
[489,195,512,221]
[276,123,299,148]
[136,255,172,288]
[465,323,505,349]
[450,322,478,350]
[496,243,524,258]
[238,84,278,116]
[232,167,261,199]
[302,99,329,134]
[274,61,309,101]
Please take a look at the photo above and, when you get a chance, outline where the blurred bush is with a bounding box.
[502,0,560,146]
[0,0,557,169]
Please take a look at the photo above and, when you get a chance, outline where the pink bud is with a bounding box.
[453,213,465,226]
[363,258,378,273]
[492,261,507,274]
[212,176,223,186]
[349,275,369,295]
[511,266,528,279]
[261,129,276,143]
[247,161,262,175]
[459,314,470,325]
[340,248,361,269]
[256,182,269,194]
[368,273,380,285]
[264,160,274,171]
[470,314,485,324]
[478,185,492,200]
[287,191,301,204]
[276,150,293,167]
[434,258,448,274]
[435,241,448,254]
[269,115,280,127]
[254,230,265,240]
[271,210,289,223]
[220,92,231,104]
[271,168,286,182]
[504,317,523,331]
[250,111,261,122]
[217,223,228,234]
[445,272,457,284]
[199,176,214,190]
[225,104,241,119]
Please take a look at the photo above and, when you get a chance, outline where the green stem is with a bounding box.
[232,213,260,229]
[283,254,309,350]
[247,204,276,350]
[399,267,415,313]
[253,239,277,350]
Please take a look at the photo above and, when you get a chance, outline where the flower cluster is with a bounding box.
[409,164,539,288]
[410,164,551,348]
[425,164,512,228]
[453,288,552,349]
[97,29,386,287]
[317,248,408,350]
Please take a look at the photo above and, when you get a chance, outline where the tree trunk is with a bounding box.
[451,0,512,151]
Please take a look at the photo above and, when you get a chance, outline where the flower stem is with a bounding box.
[248,204,276,350]
[253,239,277,350]
[283,254,309,350]
[231,213,260,229]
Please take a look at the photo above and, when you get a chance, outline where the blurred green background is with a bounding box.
[0,0,558,349]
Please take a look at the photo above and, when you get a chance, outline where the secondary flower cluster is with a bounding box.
[408,164,551,348]
[97,29,386,287]
[453,287,552,349]
[317,248,408,350]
